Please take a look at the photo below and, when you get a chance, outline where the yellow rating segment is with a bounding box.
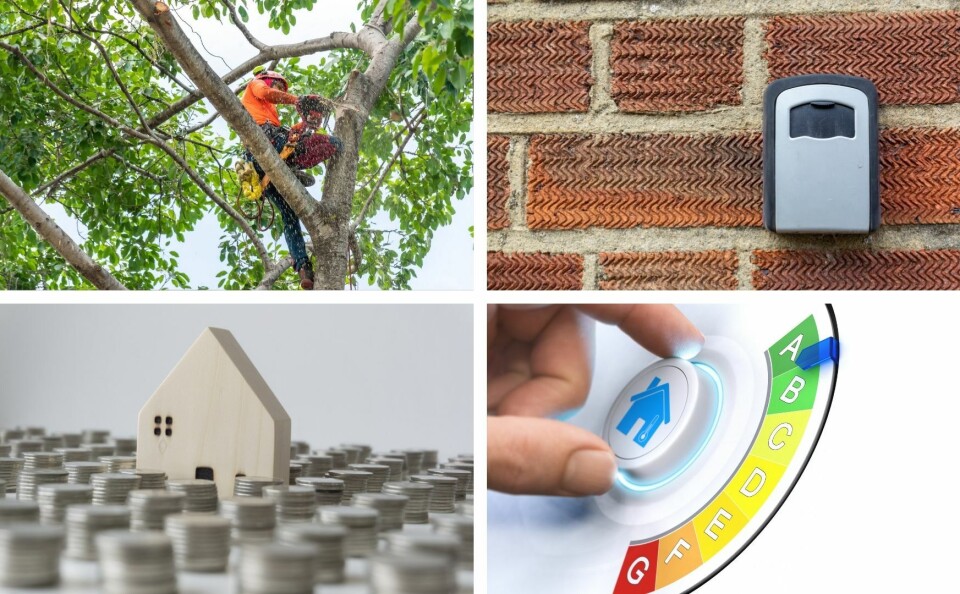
[692,492,748,562]
[723,455,787,518]
[749,410,811,467]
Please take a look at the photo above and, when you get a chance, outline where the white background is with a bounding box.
[0,303,473,457]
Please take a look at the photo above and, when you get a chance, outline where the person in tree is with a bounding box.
[240,66,342,289]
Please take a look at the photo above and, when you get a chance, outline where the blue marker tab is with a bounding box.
[796,337,838,370]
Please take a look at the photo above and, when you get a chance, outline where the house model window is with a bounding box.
[135,327,291,497]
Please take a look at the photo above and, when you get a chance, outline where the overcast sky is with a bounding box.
[47,4,474,290]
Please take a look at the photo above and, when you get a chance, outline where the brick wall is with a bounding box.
[487,0,960,290]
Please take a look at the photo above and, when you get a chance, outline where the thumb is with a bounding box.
[488,416,616,497]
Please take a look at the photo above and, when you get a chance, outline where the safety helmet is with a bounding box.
[254,69,289,90]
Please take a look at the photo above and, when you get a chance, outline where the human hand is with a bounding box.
[488,305,704,497]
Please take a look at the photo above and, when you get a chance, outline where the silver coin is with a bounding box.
[166,479,218,513]
[352,493,409,532]
[369,553,456,594]
[316,505,378,557]
[382,481,433,524]
[0,524,64,587]
[95,530,177,594]
[410,474,458,514]
[37,483,92,524]
[238,542,317,594]
[164,513,231,573]
[276,523,347,584]
[64,504,130,560]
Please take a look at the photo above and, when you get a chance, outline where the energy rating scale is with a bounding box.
[488,304,839,593]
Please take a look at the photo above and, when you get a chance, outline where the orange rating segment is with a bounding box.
[655,522,703,590]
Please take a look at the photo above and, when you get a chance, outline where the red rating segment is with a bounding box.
[614,541,660,594]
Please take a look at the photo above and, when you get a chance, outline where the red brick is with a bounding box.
[752,250,960,290]
[611,17,744,113]
[880,128,960,224]
[527,133,762,229]
[487,252,583,290]
[765,12,960,105]
[488,136,511,230]
[488,21,594,113]
[600,251,739,290]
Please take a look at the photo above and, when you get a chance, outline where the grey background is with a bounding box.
[0,304,473,457]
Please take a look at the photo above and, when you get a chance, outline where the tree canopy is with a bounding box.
[0,0,474,289]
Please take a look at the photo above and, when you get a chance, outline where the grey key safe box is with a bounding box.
[763,74,879,233]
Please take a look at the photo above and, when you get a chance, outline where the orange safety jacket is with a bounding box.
[241,78,298,126]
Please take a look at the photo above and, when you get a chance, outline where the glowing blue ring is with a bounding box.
[615,361,723,492]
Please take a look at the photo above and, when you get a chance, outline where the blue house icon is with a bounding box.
[615,377,671,448]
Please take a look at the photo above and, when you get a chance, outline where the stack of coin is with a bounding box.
[353,493,409,532]
[276,523,347,584]
[432,514,474,567]
[0,524,64,587]
[234,476,282,497]
[37,483,92,524]
[371,453,408,479]
[238,542,317,594]
[22,451,64,470]
[411,474,457,513]
[0,499,40,523]
[99,456,137,472]
[82,444,114,459]
[96,530,177,594]
[452,454,474,463]
[385,531,461,564]
[17,468,68,501]
[288,462,304,484]
[54,448,92,462]
[291,441,311,456]
[0,458,23,493]
[163,513,231,572]
[339,445,363,465]
[421,450,439,470]
[427,468,470,501]
[382,481,433,524]
[317,506,378,557]
[441,462,474,494]
[369,553,456,594]
[65,461,106,485]
[112,438,137,456]
[0,445,10,457]
[262,485,316,523]
[394,450,424,476]
[82,429,110,444]
[65,504,130,560]
[296,454,332,476]
[327,470,371,503]
[167,479,218,513]
[40,435,65,452]
[295,477,344,506]
[342,443,372,460]
[10,439,43,458]
[120,468,167,489]
[0,429,25,442]
[368,457,405,481]
[323,449,348,470]
[219,497,276,544]
[0,479,4,497]
[457,501,473,517]
[128,490,185,531]
[59,433,83,448]
[349,464,390,493]
[91,472,141,505]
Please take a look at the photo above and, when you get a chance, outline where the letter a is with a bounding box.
[779,334,803,361]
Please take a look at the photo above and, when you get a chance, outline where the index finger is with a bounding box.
[577,304,704,359]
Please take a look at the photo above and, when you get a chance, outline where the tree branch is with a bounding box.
[256,256,295,290]
[0,168,127,290]
[33,149,116,197]
[222,0,267,51]
[351,110,426,230]
[0,39,274,270]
